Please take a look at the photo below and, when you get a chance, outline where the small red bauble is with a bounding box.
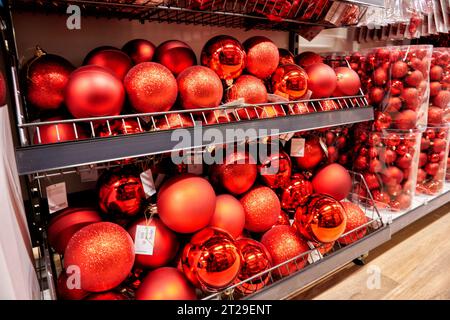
[240,186,281,233]
[405,70,424,87]
[226,74,268,104]
[294,51,323,68]
[433,138,447,153]
[278,48,295,65]
[381,166,404,185]
[155,113,194,130]
[425,162,439,176]
[369,87,384,104]
[373,67,388,86]
[136,267,196,300]
[209,194,245,239]
[430,65,444,81]
[280,173,314,211]
[270,64,309,100]
[154,40,197,76]
[395,153,413,169]
[56,272,89,300]
[333,67,361,96]
[312,163,352,201]
[419,152,428,167]
[258,149,292,189]
[354,155,369,171]
[96,119,144,137]
[394,110,417,130]
[401,87,419,110]
[292,137,325,170]
[392,61,408,78]
[373,190,390,207]
[338,202,368,245]
[124,62,177,113]
[428,106,444,125]
[33,117,89,144]
[83,47,132,80]
[430,82,442,97]
[305,63,337,98]
[243,36,279,79]
[363,172,380,190]
[64,222,135,292]
[389,80,404,96]
[122,39,156,64]
[85,292,128,300]
[432,90,450,108]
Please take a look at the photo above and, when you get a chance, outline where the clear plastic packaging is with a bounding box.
[429,47,450,126]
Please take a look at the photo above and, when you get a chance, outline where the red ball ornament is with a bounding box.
[363,172,381,190]
[96,118,144,137]
[270,64,308,100]
[154,40,197,76]
[201,35,246,82]
[392,61,408,78]
[258,149,292,189]
[85,292,128,300]
[306,63,337,98]
[395,153,413,169]
[127,217,179,269]
[381,166,404,185]
[338,202,368,245]
[432,90,450,108]
[294,51,323,68]
[430,65,444,81]
[122,39,156,64]
[333,67,361,96]
[64,222,135,292]
[394,110,417,130]
[430,81,442,97]
[373,67,388,86]
[278,48,295,65]
[428,106,444,125]
[280,173,313,211]
[125,63,177,113]
[57,272,89,300]
[240,186,281,233]
[33,117,90,144]
[276,210,291,226]
[227,75,268,104]
[157,174,216,233]
[155,113,194,130]
[369,87,385,104]
[209,194,245,239]
[405,70,424,87]
[177,66,223,110]
[261,225,309,277]
[243,36,279,79]
[136,267,196,300]
[181,227,241,291]
[292,137,325,170]
[312,163,352,201]
[83,47,132,80]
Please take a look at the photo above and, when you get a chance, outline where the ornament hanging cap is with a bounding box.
[34,45,47,58]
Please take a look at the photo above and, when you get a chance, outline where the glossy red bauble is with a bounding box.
[122,39,156,64]
[338,202,367,245]
[155,113,194,130]
[227,75,268,104]
[278,48,295,65]
[280,173,313,211]
[56,272,89,300]
[258,149,292,189]
[96,118,144,137]
[294,51,323,68]
[394,110,417,130]
[312,163,352,201]
[243,36,279,79]
[154,40,197,76]
[33,118,90,144]
[305,63,337,98]
[83,47,132,80]
[333,67,361,96]
[405,70,424,87]
[369,87,385,104]
[292,137,325,170]
[392,61,408,78]
[270,64,309,100]
[428,106,444,125]
[430,65,444,81]
[209,194,245,239]
[430,82,442,97]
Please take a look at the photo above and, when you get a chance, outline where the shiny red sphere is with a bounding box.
[122,39,156,64]
[154,40,197,76]
[33,117,90,144]
[83,47,132,80]
[312,163,352,201]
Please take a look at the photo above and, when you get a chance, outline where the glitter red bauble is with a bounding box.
[209,194,245,239]
[226,75,268,104]
[24,49,74,110]
[292,137,325,170]
[201,35,246,82]
[312,163,352,201]
[56,272,89,300]
[177,66,224,110]
[240,186,280,233]
[124,62,177,113]
[234,238,272,294]
[64,222,134,292]
[333,67,361,96]
[83,47,132,80]
[48,207,102,254]
[294,194,347,244]
[243,36,279,79]
[181,227,241,291]
[157,174,216,233]
[154,40,197,76]
[270,64,308,100]
[33,117,89,144]
[127,217,179,269]
[261,225,309,277]
[294,51,323,68]
[0,71,6,106]
[278,48,295,65]
[155,113,194,130]
[305,63,337,98]
[280,173,313,211]
[136,267,197,300]
[85,292,128,300]
[258,149,292,189]
[338,202,368,245]
[66,66,125,118]
[122,39,156,64]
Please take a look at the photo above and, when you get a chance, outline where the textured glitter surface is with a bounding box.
[338,202,368,245]
[227,74,268,104]
[244,36,279,79]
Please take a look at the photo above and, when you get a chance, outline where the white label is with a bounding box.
[290,138,305,157]
[280,132,295,144]
[307,241,323,264]
[79,166,98,182]
[140,169,156,198]
[134,225,156,255]
[46,182,68,213]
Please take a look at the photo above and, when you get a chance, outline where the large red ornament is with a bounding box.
[66,65,125,118]
[154,40,197,76]
[122,39,156,64]
[261,225,309,277]
[177,66,223,110]
[83,47,132,80]
[124,62,177,113]
[292,136,325,170]
[136,267,197,300]
[157,174,216,233]
[258,149,292,189]
[24,48,74,110]
[209,194,245,239]
[244,36,279,79]
[278,48,295,65]
[234,238,272,294]
[270,64,309,100]
[338,202,368,245]
[181,227,241,291]
[64,222,135,292]
[57,272,89,300]
[33,118,89,144]
[306,63,337,98]
[85,292,128,300]
[226,75,268,104]
[294,51,323,68]
[201,35,246,82]
[294,194,347,244]
[48,207,102,254]
[280,173,313,211]
[127,217,179,269]
[240,186,280,233]
[312,163,352,201]
[333,67,361,96]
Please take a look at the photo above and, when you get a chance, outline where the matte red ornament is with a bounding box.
[280,173,313,211]
[57,271,89,300]
[333,67,361,96]
[136,267,197,300]
[64,222,135,292]
[270,64,308,100]
[305,63,337,98]
[338,202,368,245]
[154,40,197,76]
[292,136,325,170]
[278,48,295,65]
[258,149,292,189]
[33,117,90,144]
[122,39,156,64]
[294,51,323,68]
[243,36,279,79]
[227,75,268,104]
[83,47,132,80]
[312,163,352,201]
[85,292,128,300]
[209,194,245,239]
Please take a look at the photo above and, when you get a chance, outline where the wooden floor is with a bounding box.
[293,202,450,300]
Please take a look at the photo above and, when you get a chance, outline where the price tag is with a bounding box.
[46,182,68,213]
[79,166,98,182]
[140,169,156,198]
[290,138,305,157]
[134,225,156,255]
[306,241,323,264]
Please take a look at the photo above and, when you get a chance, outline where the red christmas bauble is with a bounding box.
[394,110,417,130]
[433,90,450,108]
[0,70,6,106]
[244,36,279,79]
[333,67,361,96]
[234,238,272,294]
[261,225,309,277]
[312,163,352,201]
[381,166,404,185]
[203,110,236,125]
[177,66,223,110]
[85,292,128,300]
[154,40,197,76]
[83,47,132,80]
[338,202,368,245]
[240,186,280,233]
[306,63,337,98]
[122,39,156,64]
[294,51,323,68]
[276,210,291,226]
[157,174,216,233]
[33,117,90,144]
[48,207,102,254]
[66,65,125,118]
[428,106,444,125]
[96,119,144,137]
[181,227,241,291]
[24,48,74,110]
[57,272,89,300]
[278,48,295,65]
[226,75,268,104]
[201,35,246,82]
[64,222,135,292]
[136,267,197,300]
[270,64,308,100]
[127,217,179,269]
[209,194,245,239]
[293,136,325,170]
[155,113,194,130]
[124,62,177,113]
[258,149,292,189]
[280,173,313,211]
[294,194,347,243]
